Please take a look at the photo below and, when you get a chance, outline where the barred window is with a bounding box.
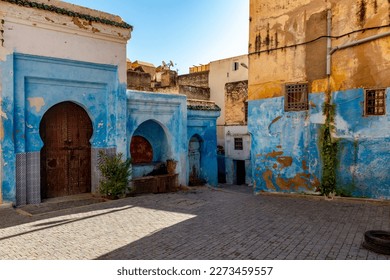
[284,83,308,111]
[244,101,248,124]
[365,88,386,116]
[234,138,243,150]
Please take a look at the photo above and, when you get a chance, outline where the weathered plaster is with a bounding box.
[209,55,248,126]
[248,93,324,194]
[334,88,390,199]
[249,87,390,199]
[225,81,248,125]
[27,97,45,113]
[187,108,220,186]
[0,53,14,203]
[249,0,390,199]
[1,0,130,83]
[0,53,124,204]
[127,91,188,185]
[223,126,252,185]
[0,0,131,204]
[249,0,390,99]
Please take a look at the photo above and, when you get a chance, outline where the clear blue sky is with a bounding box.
[65,0,249,74]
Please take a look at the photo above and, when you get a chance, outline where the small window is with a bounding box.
[232,62,239,71]
[234,138,243,150]
[365,88,386,116]
[284,83,308,111]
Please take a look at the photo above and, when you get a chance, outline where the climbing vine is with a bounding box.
[319,102,338,196]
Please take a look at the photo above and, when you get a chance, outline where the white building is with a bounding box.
[0,0,131,205]
[209,55,251,185]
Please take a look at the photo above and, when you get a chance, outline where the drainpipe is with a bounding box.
[330,30,390,55]
[326,9,332,76]
[326,9,332,102]
[326,8,390,93]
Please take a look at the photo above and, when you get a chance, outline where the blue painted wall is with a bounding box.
[187,109,220,186]
[1,53,125,203]
[248,93,324,194]
[127,92,220,186]
[133,120,169,162]
[249,88,390,199]
[334,88,390,199]
[127,91,188,185]
[1,54,225,203]
[0,54,15,202]
[131,119,170,178]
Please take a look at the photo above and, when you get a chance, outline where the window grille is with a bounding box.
[284,83,308,111]
[365,88,386,116]
[234,138,243,150]
[244,102,248,124]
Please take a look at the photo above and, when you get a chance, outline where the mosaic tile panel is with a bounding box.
[27,152,41,204]
[16,153,27,206]
[91,147,116,193]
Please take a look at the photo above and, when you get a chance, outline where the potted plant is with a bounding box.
[166,158,177,174]
[97,151,132,199]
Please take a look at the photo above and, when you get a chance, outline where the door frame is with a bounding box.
[188,134,204,186]
[40,101,93,199]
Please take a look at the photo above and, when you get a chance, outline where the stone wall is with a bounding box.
[178,71,209,88]
[179,85,210,100]
[178,71,210,100]
[127,70,152,91]
[225,80,248,125]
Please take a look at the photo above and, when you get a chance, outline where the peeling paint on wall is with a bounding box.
[248,93,324,195]
[225,80,248,125]
[249,87,390,199]
[277,156,293,167]
[249,0,390,99]
[262,169,276,190]
[27,97,45,113]
[334,88,390,199]
[249,0,390,199]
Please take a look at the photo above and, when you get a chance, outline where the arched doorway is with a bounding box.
[130,120,171,178]
[188,135,203,186]
[40,102,93,199]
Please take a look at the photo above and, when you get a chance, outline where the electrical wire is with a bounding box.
[249,24,390,56]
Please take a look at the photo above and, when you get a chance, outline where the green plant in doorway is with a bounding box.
[98,151,132,199]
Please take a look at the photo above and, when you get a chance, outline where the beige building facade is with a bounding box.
[248,0,390,99]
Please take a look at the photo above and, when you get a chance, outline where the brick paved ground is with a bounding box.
[0,185,389,260]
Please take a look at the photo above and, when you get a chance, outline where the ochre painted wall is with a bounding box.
[249,0,390,100]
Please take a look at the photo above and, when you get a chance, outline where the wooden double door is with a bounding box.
[40,102,93,199]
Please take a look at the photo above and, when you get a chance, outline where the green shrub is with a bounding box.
[98,151,132,199]
[320,103,338,196]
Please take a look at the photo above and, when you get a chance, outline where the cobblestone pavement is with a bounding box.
[1,185,390,260]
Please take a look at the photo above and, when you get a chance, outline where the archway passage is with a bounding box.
[188,135,203,186]
[40,102,93,199]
